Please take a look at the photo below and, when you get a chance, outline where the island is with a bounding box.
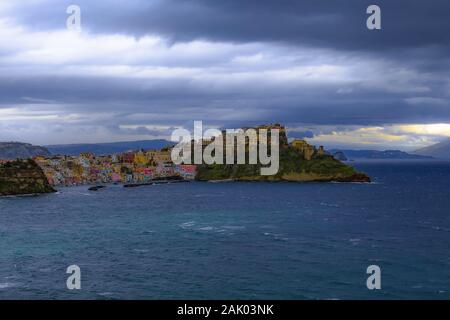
[0,159,56,196]
[196,124,370,183]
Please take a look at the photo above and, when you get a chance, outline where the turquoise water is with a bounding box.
[1,161,450,299]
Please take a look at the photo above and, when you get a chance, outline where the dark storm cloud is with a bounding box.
[9,0,450,51]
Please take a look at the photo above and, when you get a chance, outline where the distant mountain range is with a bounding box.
[3,140,445,161]
[329,149,433,160]
[415,140,450,159]
[0,140,174,159]
[0,142,51,160]
[45,139,173,156]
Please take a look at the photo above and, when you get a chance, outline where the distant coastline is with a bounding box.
[329,149,433,161]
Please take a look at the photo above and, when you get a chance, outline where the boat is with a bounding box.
[88,185,106,191]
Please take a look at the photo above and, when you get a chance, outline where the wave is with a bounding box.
[263,232,289,241]
[0,282,15,290]
[179,221,196,229]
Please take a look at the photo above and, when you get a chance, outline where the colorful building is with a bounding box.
[34,148,192,186]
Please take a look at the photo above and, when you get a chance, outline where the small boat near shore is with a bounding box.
[88,185,106,191]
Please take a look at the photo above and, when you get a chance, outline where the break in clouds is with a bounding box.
[0,0,449,149]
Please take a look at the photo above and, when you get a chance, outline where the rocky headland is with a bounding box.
[195,124,371,183]
[0,159,56,196]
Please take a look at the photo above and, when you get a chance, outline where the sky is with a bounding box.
[0,0,449,150]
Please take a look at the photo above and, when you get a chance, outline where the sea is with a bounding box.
[1,160,450,300]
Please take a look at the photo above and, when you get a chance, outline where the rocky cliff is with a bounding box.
[195,124,370,183]
[0,159,56,196]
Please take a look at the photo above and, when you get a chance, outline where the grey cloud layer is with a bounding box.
[0,0,449,146]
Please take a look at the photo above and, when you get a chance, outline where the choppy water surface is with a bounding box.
[1,161,450,299]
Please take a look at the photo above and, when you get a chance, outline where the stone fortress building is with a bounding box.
[290,139,325,161]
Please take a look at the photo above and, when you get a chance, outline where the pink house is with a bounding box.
[112,173,122,182]
[143,168,154,175]
[180,165,197,174]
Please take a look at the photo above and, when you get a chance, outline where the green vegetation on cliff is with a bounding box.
[195,124,370,183]
[0,159,56,196]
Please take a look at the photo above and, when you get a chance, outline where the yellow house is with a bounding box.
[145,150,172,164]
[134,151,149,166]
